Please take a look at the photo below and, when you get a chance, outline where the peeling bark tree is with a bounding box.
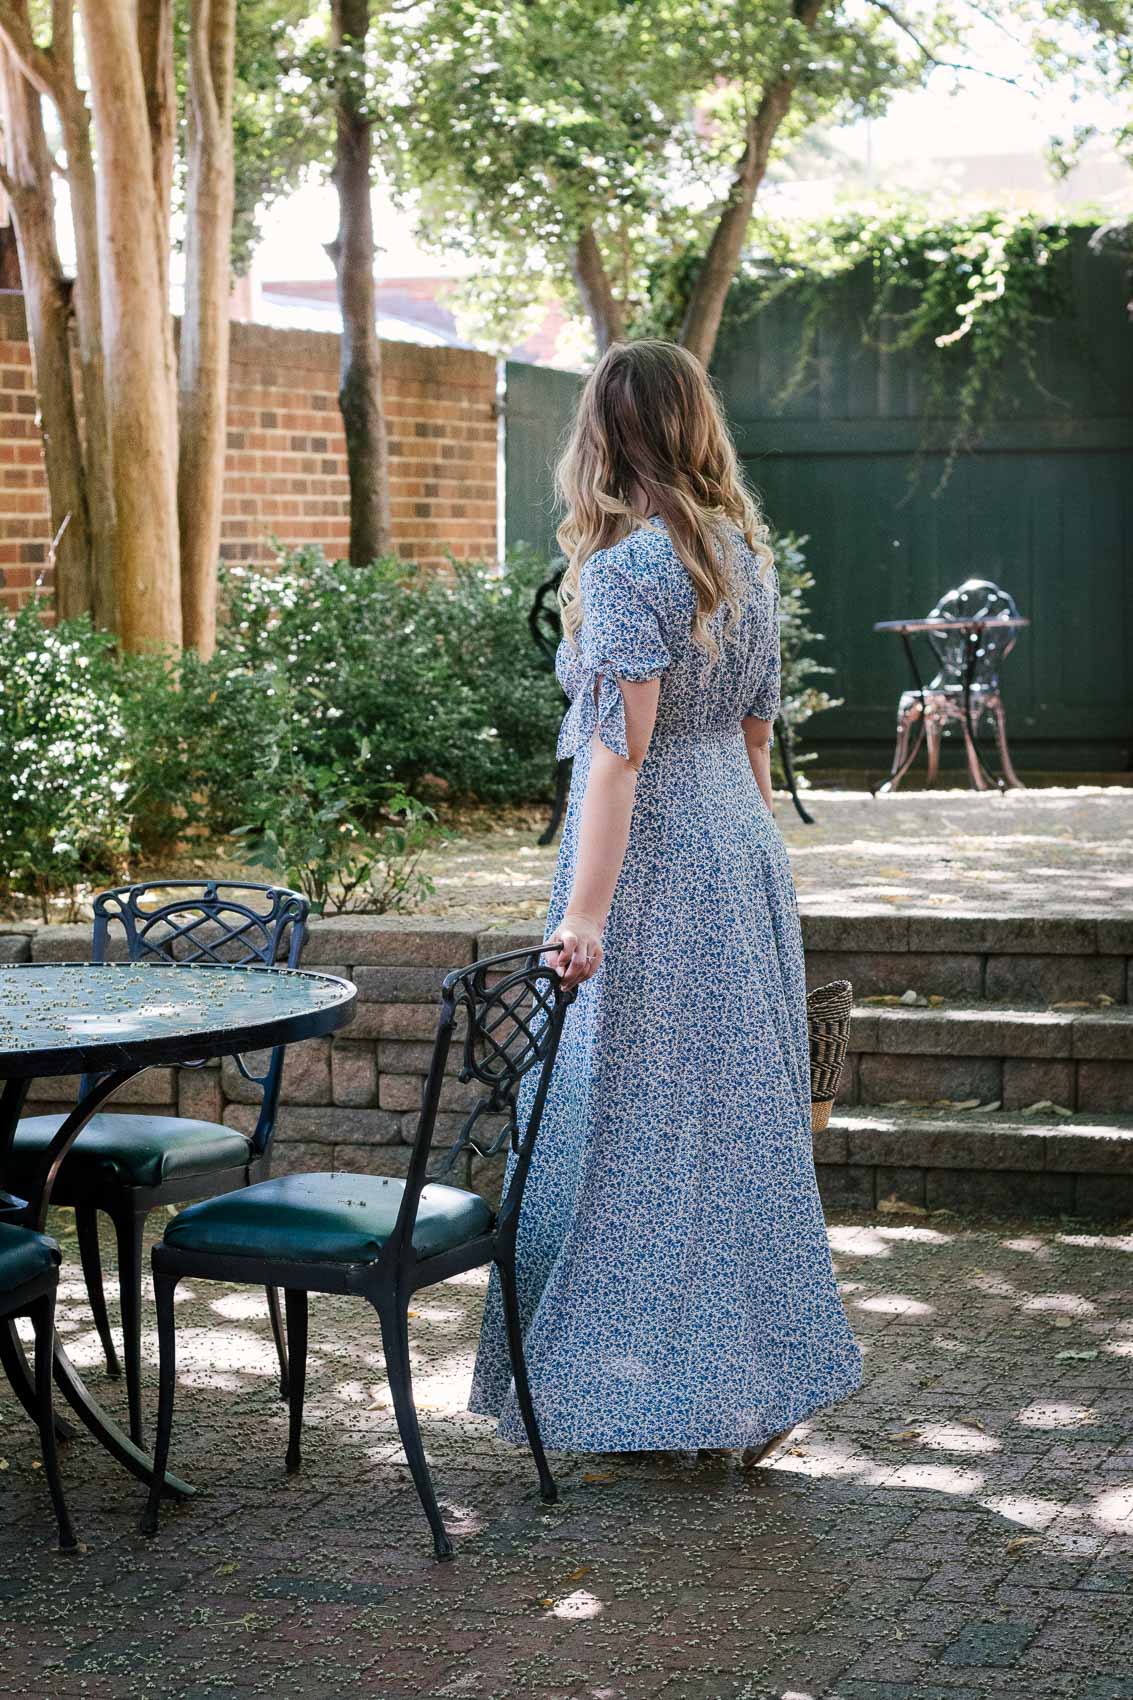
[79,0,182,651]
[136,0,178,425]
[51,2,117,629]
[327,0,391,568]
[0,40,91,616]
[179,0,236,658]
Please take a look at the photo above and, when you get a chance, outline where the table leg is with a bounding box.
[0,1314,72,1439]
[874,634,929,797]
[50,1330,193,1500]
[0,1066,194,1498]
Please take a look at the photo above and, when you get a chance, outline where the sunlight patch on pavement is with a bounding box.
[1016,1401,1098,1429]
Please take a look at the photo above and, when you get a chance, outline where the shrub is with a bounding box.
[773,532,841,782]
[0,601,131,918]
[213,546,564,806]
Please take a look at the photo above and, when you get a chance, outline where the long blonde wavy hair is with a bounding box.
[556,339,773,657]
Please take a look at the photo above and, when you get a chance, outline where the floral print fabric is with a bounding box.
[469,517,862,1451]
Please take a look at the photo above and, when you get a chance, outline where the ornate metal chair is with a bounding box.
[5,881,309,1447]
[141,943,575,1560]
[888,579,1026,791]
[0,1223,75,1549]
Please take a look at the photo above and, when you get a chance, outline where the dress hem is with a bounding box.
[467,1361,864,1455]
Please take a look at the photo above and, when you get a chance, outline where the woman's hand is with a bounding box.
[545,911,605,990]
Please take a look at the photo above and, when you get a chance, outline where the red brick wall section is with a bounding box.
[0,295,498,615]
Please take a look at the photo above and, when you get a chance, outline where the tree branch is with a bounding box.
[572,223,625,352]
[869,0,1025,87]
[187,0,221,150]
[0,0,59,103]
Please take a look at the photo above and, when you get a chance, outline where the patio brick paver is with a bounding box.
[1,1208,1131,1700]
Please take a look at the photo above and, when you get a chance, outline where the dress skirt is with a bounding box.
[468,727,863,1452]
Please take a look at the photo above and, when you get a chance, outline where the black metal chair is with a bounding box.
[889,579,1026,792]
[4,881,308,1447]
[0,1223,76,1549]
[141,944,575,1560]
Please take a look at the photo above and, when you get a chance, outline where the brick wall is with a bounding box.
[0,295,498,614]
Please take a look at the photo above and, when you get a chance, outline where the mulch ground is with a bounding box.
[2,1208,1131,1700]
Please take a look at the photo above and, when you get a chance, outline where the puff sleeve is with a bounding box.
[557,547,671,762]
[745,564,781,724]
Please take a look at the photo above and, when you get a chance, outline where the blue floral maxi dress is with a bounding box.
[469,517,863,1451]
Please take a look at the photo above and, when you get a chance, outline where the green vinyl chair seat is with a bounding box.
[0,1223,61,1294]
[9,1114,254,1193]
[164,1171,495,1265]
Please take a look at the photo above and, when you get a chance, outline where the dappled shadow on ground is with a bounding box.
[1,1210,1132,1700]
[417,790,1133,923]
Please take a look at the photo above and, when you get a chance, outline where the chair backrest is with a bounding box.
[85,881,309,1153]
[394,944,575,1251]
[528,569,566,673]
[925,578,1022,691]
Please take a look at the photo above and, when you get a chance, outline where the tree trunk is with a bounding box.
[136,0,177,423]
[55,36,117,629]
[179,0,236,658]
[679,0,821,368]
[572,224,625,352]
[79,0,182,651]
[327,0,390,567]
[0,42,91,616]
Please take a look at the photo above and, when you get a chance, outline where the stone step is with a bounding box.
[800,909,1131,1004]
[840,1001,1133,1114]
[816,1106,1133,1220]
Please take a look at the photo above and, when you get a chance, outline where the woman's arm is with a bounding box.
[545,677,659,990]
[742,714,774,810]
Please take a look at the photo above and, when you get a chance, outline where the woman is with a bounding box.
[470,339,862,1456]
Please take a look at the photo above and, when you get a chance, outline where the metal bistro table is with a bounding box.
[0,960,356,1500]
[873,614,1030,795]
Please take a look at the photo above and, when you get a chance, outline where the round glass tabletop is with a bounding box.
[0,962,356,1078]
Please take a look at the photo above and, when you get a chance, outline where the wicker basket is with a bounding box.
[807,979,853,1133]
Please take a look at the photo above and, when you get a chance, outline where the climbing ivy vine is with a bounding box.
[647,208,1088,490]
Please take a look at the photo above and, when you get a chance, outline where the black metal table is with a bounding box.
[872,615,1030,794]
[0,961,356,1501]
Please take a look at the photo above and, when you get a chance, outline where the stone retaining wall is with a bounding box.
[3,911,1132,1213]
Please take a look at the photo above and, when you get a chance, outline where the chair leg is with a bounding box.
[75,1205,122,1380]
[924,714,941,788]
[376,1295,453,1561]
[991,697,1026,790]
[114,1208,149,1448]
[30,1294,77,1552]
[283,1289,307,1475]
[960,712,989,791]
[497,1256,557,1503]
[265,1285,290,1401]
[140,1270,179,1537]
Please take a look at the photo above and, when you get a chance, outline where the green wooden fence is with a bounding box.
[505,234,1133,772]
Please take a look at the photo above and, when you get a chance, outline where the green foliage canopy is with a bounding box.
[384,0,963,346]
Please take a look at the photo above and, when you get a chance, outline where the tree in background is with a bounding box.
[388,0,964,365]
[178,0,237,656]
[0,0,244,651]
[0,41,91,617]
[389,0,1127,368]
[0,1,391,639]
[327,0,391,567]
